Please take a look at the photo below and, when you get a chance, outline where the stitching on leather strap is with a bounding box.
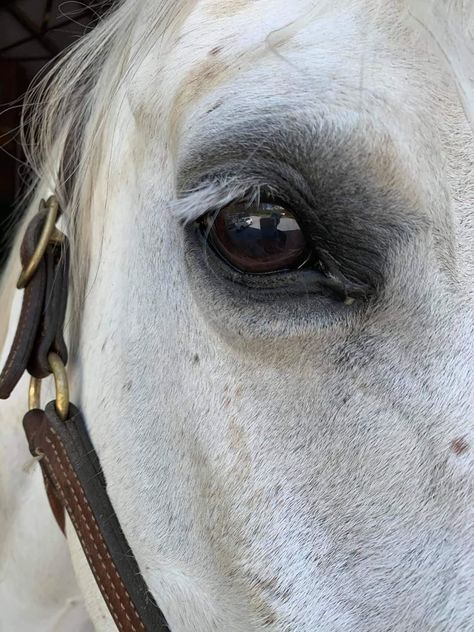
[43,427,145,631]
[42,435,140,631]
[0,284,36,380]
[44,428,143,630]
[43,454,126,631]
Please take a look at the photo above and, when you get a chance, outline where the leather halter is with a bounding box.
[0,198,170,631]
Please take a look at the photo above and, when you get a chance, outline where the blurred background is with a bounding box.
[0,0,112,267]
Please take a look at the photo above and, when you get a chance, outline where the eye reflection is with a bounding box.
[203,201,311,274]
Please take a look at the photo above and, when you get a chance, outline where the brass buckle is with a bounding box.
[17,196,61,289]
[28,352,70,421]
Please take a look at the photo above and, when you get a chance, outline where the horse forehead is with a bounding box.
[202,0,254,19]
[177,0,381,67]
[195,0,378,22]
[140,0,404,126]
[170,0,307,91]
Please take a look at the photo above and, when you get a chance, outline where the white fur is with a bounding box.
[1,1,473,630]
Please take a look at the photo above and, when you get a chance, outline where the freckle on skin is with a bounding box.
[450,437,469,456]
[206,100,222,115]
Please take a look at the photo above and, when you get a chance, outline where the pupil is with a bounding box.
[207,202,309,273]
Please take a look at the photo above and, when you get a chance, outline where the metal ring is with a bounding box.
[28,377,42,411]
[17,196,59,289]
[27,355,69,421]
[48,352,70,421]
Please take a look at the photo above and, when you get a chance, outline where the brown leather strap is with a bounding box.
[0,211,69,396]
[24,402,170,632]
[2,201,171,631]
[0,213,47,398]
[28,239,69,378]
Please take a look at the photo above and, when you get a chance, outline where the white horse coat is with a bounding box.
[1,1,473,630]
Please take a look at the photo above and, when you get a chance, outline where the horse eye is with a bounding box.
[202,201,311,274]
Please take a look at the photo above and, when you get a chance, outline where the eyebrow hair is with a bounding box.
[171,178,252,224]
[174,114,323,222]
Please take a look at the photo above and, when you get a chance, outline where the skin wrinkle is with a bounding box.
[1,1,474,631]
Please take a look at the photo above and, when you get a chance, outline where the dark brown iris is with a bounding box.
[204,201,310,274]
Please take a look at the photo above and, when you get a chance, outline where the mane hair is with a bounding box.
[20,0,196,321]
[13,0,474,316]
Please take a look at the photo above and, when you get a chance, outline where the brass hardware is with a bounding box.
[48,352,69,421]
[49,227,65,245]
[26,356,69,421]
[17,196,60,289]
[15,194,70,421]
[28,377,42,411]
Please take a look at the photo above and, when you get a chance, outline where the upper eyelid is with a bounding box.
[175,153,319,226]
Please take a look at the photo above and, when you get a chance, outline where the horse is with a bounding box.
[1,1,473,630]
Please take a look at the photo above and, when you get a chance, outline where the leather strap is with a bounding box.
[0,211,69,396]
[23,402,169,632]
[2,203,171,631]
[28,239,69,378]
[0,212,47,398]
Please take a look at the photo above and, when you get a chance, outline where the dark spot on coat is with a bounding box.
[209,45,223,56]
[124,380,133,392]
[193,353,200,364]
[206,99,223,115]
[450,437,469,456]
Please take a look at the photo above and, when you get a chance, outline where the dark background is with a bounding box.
[0,0,112,266]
